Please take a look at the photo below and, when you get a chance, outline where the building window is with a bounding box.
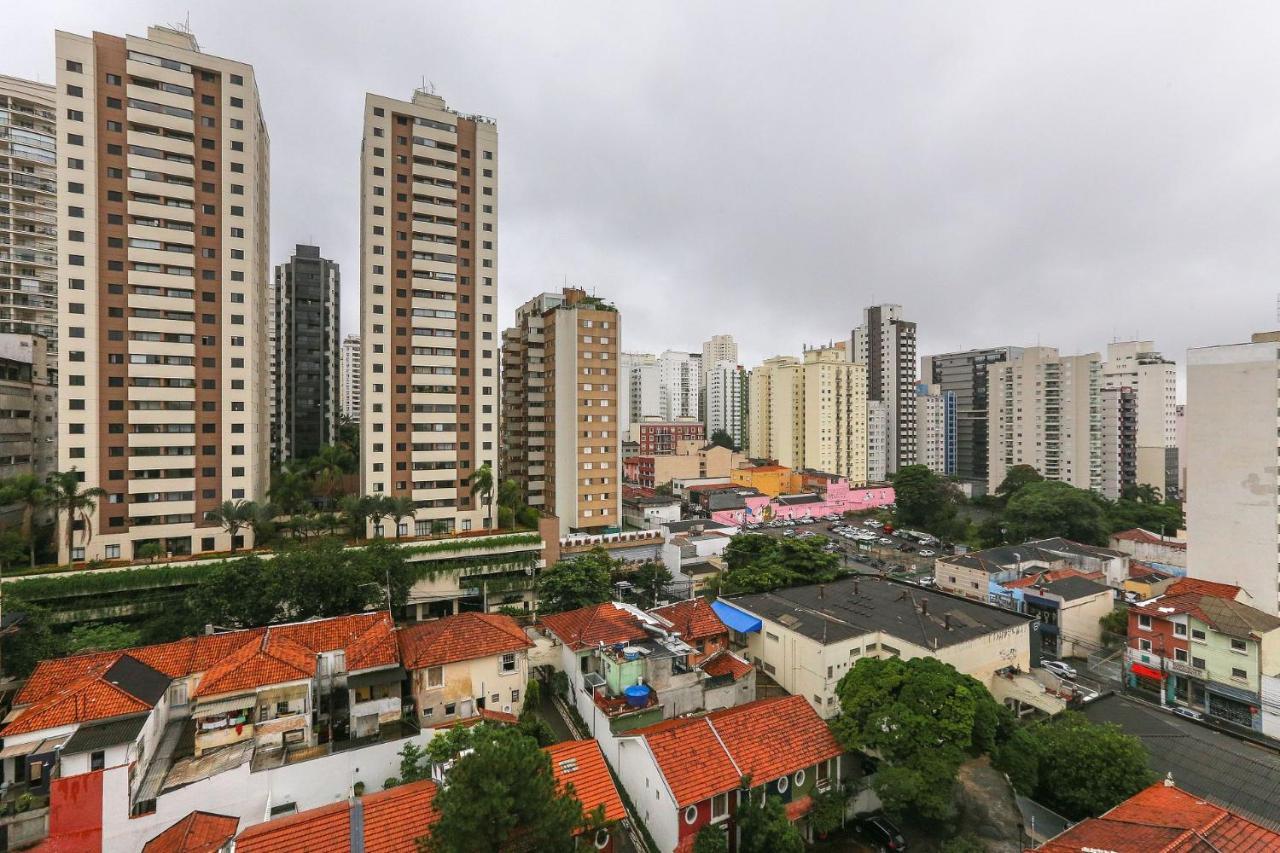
[511,689,520,704]
[766,631,779,642]
[104,544,120,559]
[1173,623,1187,637]
[776,775,789,794]
[1192,656,1206,669]
[1192,628,1206,642]
[594,828,610,850]
[501,653,516,673]
[710,792,728,821]
[444,702,456,716]
[1138,639,1152,652]
[1138,614,1152,631]
[1231,639,1248,654]
[426,665,443,687]
[684,805,698,825]
[90,751,104,771]
[1232,667,1248,681]
[1174,648,1188,662]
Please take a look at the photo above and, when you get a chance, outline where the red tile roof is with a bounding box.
[540,603,651,652]
[1037,782,1280,852]
[1112,528,1187,550]
[397,612,531,670]
[194,633,316,699]
[4,662,156,736]
[633,695,842,807]
[143,811,239,853]
[235,780,440,853]
[1002,568,1106,589]
[1128,561,1176,580]
[1167,578,1242,600]
[699,650,753,681]
[650,599,728,642]
[546,739,627,824]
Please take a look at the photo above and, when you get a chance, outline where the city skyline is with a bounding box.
[8,2,1280,388]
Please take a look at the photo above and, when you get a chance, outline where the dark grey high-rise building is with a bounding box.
[852,304,917,474]
[920,346,1023,491]
[271,245,340,462]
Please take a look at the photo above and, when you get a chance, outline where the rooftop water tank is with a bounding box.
[623,684,651,707]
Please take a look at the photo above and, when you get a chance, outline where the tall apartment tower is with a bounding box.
[921,346,1022,492]
[1186,332,1280,614]
[915,381,953,476]
[1100,341,1178,499]
[359,88,498,535]
[55,26,270,562]
[271,245,340,462]
[706,360,747,450]
[0,76,59,378]
[866,401,889,482]
[852,304,916,474]
[657,349,700,421]
[620,351,660,434]
[986,347,1101,494]
[340,333,361,423]
[501,288,620,537]
[746,347,866,484]
[700,333,737,424]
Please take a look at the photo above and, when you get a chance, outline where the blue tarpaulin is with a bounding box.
[712,600,762,634]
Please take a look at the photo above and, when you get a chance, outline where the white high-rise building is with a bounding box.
[987,347,1101,494]
[621,351,660,435]
[706,360,747,450]
[1186,332,1280,614]
[340,334,361,423]
[658,349,700,421]
[916,382,949,475]
[56,25,270,562]
[1100,341,1178,499]
[359,87,498,535]
[866,401,890,483]
[852,304,917,474]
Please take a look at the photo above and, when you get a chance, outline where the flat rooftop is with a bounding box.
[724,575,1030,649]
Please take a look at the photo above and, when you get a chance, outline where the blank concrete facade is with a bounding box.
[56,26,270,561]
[358,88,498,535]
[1186,333,1280,615]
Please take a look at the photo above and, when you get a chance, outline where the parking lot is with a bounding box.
[745,515,948,585]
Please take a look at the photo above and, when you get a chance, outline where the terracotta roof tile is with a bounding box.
[142,811,239,853]
[397,612,531,670]
[1112,528,1187,549]
[1038,783,1280,852]
[699,650,753,681]
[234,781,440,853]
[540,603,650,652]
[650,599,727,641]
[642,718,742,807]
[1167,578,1243,600]
[546,739,627,824]
[193,633,315,698]
[1002,568,1105,589]
[4,661,159,736]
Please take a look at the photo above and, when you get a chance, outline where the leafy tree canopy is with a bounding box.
[891,465,964,539]
[995,465,1044,501]
[709,429,736,451]
[719,534,839,594]
[627,561,674,608]
[1003,481,1109,546]
[537,548,616,614]
[692,824,729,853]
[736,788,804,853]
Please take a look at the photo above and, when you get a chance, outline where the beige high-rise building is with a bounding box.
[1099,341,1178,499]
[359,88,498,535]
[0,76,59,374]
[502,288,620,537]
[747,347,867,484]
[340,333,361,423]
[1186,332,1280,615]
[55,25,270,562]
[987,347,1100,494]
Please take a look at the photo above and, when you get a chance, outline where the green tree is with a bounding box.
[719,534,839,594]
[994,712,1153,820]
[0,473,48,568]
[537,548,615,614]
[136,541,165,564]
[66,623,143,654]
[1105,495,1183,538]
[995,464,1044,501]
[272,539,384,618]
[891,465,963,538]
[205,499,257,551]
[1099,607,1128,643]
[627,561,673,607]
[189,554,283,628]
[691,824,729,853]
[1003,481,1109,545]
[808,786,849,836]
[247,502,279,549]
[469,462,494,530]
[709,429,736,451]
[0,598,62,677]
[307,443,356,503]
[45,469,107,566]
[941,834,986,853]
[386,496,417,539]
[736,789,803,853]
[269,461,313,517]
[426,726,585,853]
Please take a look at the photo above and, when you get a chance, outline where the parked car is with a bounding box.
[918,576,936,587]
[1042,660,1077,679]
[919,549,936,558]
[859,815,907,851]
[878,537,893,545]
[1171,707,1205,722]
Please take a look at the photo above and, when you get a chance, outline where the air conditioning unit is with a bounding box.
[503,705,512,714]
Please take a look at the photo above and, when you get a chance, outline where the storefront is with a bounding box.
[1205,681,1261,730]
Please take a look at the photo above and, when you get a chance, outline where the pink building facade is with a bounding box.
[710,480,895,526]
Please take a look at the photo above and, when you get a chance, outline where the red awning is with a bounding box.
[1130,662,1165,681]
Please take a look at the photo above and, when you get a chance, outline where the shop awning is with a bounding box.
[1130,663,1165,681]
[193,694,257,716]
[712,601,762,634]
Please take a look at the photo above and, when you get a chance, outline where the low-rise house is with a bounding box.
[397,612,532,726]
[546,739,628,853]
[540,602,755,742]
[622,489,682,529]
[1034,780,1280,852]
[649,598,730,666]
[936,537,1130,601]
[710,478,895,526]
[627,441,747,490]
[1110,527,1187,571]
[662,529,732,587]
[614,694,844,853]
[995,569,1115,658]
[234,779,440,853]
[1126,579,1280,733]
[717,576,1059,718]
[659,517,736,542]
[142,811,238,853]
[1124,563,1179,601]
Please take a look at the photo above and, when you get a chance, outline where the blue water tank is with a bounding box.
[623,684,651,707]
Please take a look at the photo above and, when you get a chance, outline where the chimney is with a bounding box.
[920,599,928,616]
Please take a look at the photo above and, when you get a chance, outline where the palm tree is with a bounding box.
[386,496,416,539]
[0,473,48,568]
[45,470,107,567]
[248,502,278,549]
[469,462,494,530]
[308,444,356,505]
[340,494,368,541]
[367,494,396,539]
[269,461,312,517]
[206,499,256,552]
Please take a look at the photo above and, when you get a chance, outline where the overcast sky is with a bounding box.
[9,2,1280,390]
